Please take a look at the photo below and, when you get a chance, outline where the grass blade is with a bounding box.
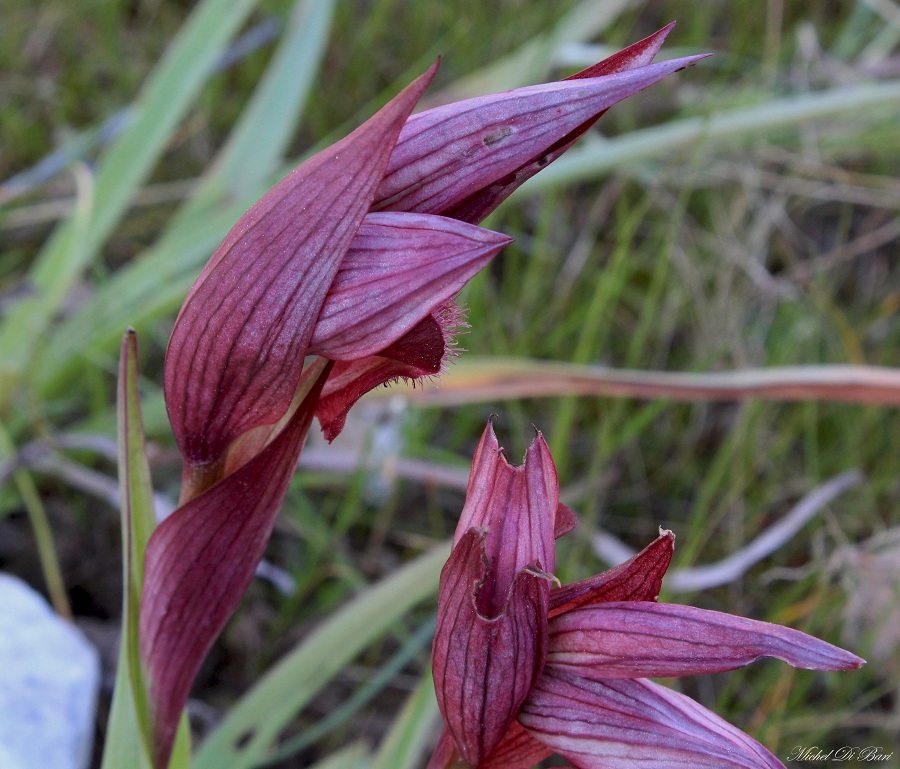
[0,0,259,408]
[371,672,441,769]
[523,80,900,191]
[201,0,335,197]
[0,422,71,618]
[101,330,159,769]
[35,0,336,400]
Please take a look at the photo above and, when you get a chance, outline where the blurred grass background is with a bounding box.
[1,0,898,767]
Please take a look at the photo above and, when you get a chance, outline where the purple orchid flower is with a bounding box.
[429,422,864,769]
[139,28,707,768]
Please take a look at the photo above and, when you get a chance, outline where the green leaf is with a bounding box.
[256,614,436,764]
[0,423,70,617]
[307,744,373,769]
[371,671,441,769]
[35,0,336,401]
[194,542,450,769]
[101,330,159,769]
[0,0,259,409]
[199,0,336,197]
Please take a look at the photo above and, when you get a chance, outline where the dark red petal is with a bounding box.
[315,312,447,441]
[546,602,865,679]
[554,503,578,539]
[549,530,674,616]
[165,63,437,467]
[520,669,784,769]
[453,418,504,544]
[374,54,707,223]
[139,366,329,769]
[563,23,674,80]
[433,529,550,766]
[309,212,511,359]
[481,720,553,769]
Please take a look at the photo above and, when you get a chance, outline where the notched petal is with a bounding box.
[453,422,561,614]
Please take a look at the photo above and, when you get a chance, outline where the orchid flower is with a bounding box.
[429,422,864,769]
[137,28,706,768]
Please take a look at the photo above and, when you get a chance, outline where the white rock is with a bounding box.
[0,573,100,769]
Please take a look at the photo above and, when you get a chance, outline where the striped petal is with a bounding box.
[520,669,785,769]
[373,52,707,222]
[432,528,551,766]
[546,601,865,679]
[309,212,511,359]
[140,364,330,769]
[446,22,679,224]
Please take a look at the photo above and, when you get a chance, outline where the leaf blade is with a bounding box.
[101,329,158,769]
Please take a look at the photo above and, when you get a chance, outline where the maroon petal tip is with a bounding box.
[565,22,677,80]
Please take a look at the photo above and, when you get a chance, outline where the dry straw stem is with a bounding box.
[592,470,864,593]
[380,358,900,407]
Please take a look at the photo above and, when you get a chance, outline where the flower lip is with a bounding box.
[545,601,866,680]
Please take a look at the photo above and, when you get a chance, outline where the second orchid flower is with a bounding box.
[429,422,864,769]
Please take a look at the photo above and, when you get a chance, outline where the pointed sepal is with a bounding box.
[546,601,865,679]
[165,63,438,467]
[549,530,674,616]
[374,53,708,223]
[310,212,511,359]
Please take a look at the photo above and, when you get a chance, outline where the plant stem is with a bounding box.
[0,422,71,618]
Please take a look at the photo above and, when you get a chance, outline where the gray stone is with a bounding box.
[0,573,100,769]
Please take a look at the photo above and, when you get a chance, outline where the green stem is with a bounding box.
[0,422,71,618]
